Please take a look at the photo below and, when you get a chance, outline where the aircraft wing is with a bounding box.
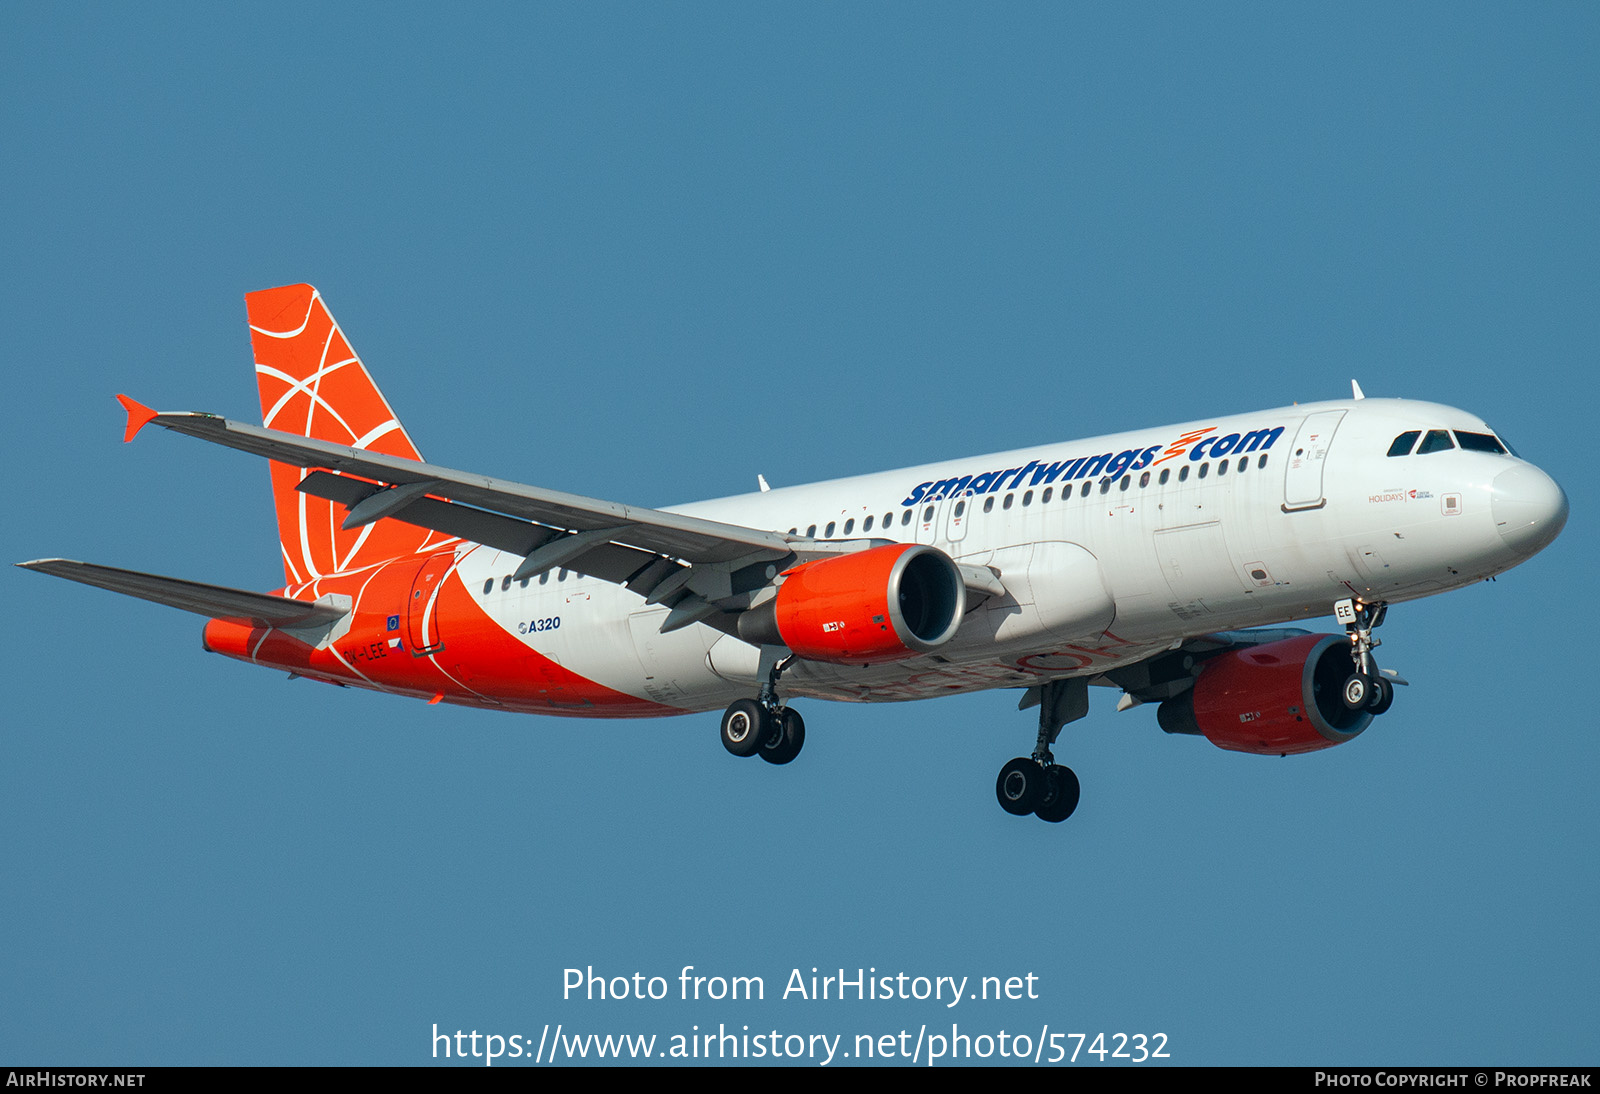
[123,402,790,564]
[17,559,348,627]
[1088,627,1407,709]
[118,399,1008,626]
[118,398,814,622]
[1087,628,1320,707]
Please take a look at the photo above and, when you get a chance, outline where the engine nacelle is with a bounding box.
[1156,633,1372,755]
[738,543,965,665]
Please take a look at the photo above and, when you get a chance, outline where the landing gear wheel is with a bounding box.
[720,699,769,758]
[1365,676,1394,716]
[1034,764,1081,823]
[996,757,1046,816]
[1342,673,1369,711]
[759,707,806,765]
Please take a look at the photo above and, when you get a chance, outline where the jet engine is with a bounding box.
[737,543,965,665]
[1156,633,1373,755]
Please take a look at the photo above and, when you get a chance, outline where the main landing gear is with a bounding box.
[997,677,1087,823]
[1335,597,1395,716]
[719,650,805,765]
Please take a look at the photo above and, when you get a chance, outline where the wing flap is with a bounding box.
[293,471,666,586]
[296,471,553,556]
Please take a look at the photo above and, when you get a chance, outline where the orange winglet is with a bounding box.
[116,394,159,443]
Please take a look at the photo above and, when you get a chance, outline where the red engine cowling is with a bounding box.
[738,543,965,665]
[1156,633,1372,755]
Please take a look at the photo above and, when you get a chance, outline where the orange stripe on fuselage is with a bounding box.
[203,551,681,718]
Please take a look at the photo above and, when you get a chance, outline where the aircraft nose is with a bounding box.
[1491,464,1569,558]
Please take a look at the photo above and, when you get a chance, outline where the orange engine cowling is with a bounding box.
[738,543,965,665]
[1156,633,1373,755]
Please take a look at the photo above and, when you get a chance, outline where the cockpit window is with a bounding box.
[1416,429,1456,455]
[1387,431,1420,457]
[1454,431,1507,455]
[1486,427,1519,457]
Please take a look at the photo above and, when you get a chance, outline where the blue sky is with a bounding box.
[3,2,1595,1066]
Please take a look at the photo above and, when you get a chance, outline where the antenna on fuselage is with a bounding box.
[1351,379,1366,400]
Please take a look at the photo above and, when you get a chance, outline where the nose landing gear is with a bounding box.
[1335,597,1397,715]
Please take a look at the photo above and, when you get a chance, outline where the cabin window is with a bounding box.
[558,569,568,582]
[1387,431,1421,457]
[482,579,493,595]
[921,506,934,524]
[540,572,549,585]
[900,509,912,526]
[807,524,817,537]
[1080,481,1092,498]
[519,576,530,588]
[1198,463,1209,479]
[884,512,894,527]
[1417,429,1456,454]
[843,518,854,535]
[1099,478,1111,495]
[1159,468,1170,485]
[1119,475,1131,491]
[1218,459,1229,476]
[1179,465,1190,482]
[1257,454,1268,469]
[863,515,874,532]
[1042,487,1053,503]
[825,521,836,537]
[984,496,995,513]
[1003,494,1014,509]
[501,575,512,591]
[1022,490,1033,506]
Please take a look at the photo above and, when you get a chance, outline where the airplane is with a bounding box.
[20,284,1569,823]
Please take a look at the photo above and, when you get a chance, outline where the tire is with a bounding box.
[996,757,1045,816]
[1034,764,1081,823]
[759,707,806,765]
[720,699,769,757]
[1342,673,1369,711]
[1365,676,1395,716]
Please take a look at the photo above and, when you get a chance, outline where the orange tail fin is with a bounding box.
[247,284,440,583]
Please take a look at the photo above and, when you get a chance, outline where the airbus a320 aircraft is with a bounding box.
[22,285,1568,822]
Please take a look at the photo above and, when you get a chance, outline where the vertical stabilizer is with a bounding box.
[247,284,439,583]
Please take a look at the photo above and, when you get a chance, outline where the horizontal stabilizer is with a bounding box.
[16,559,349,627]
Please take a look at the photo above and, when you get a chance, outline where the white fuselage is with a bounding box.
[452,396,1564,713]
